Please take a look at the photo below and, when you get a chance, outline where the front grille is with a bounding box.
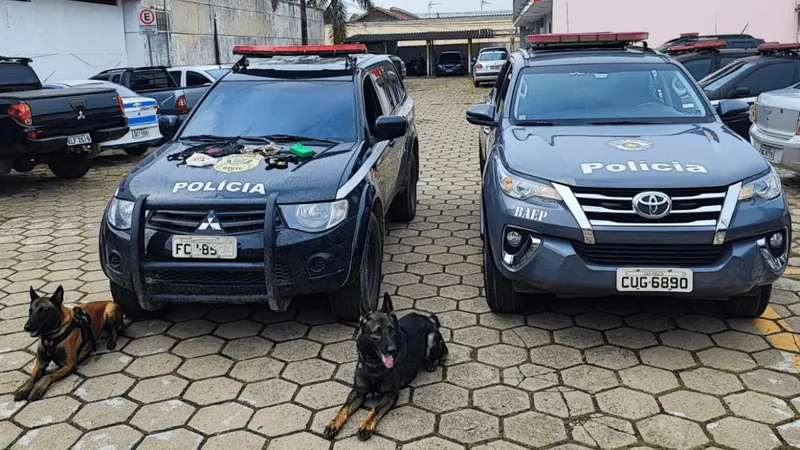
[571,186,727,226]
[148,207,278,234]
[145,260,292,285]
[573,242,725,266]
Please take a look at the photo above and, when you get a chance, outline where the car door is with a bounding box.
[723,61,798,138]
[362,66,396,203]
[483,60,514,167]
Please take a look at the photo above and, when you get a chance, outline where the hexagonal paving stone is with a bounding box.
[72,397,138,430]
[529,345,583,369]
[504,364,559,392]
[271,339,322,362]
[0,351,33,372]
[533,388,594,418]
[184,377,243,405]
[439,409,499,444]
[76,352,132,377]
[554,327,604,349]
[230,357,284,382]
[412,382,469,413]
[741,369,800,397]
[377,406,435,442]
[658,390,725,422]
[640,346,696,371]
[122,334,176,356]
[74,373,134,402]
[248,402,312,437]
[437,310,478,329]
[214,320,262,339]
[505,411,567,448]
[401,437,465,450]
[778,419,800,448]
[295,381,351,409]
[571,414,637,449]
[167,319,216,339]
[619,365,679,394]
[659,329,713,351]
[14,395,80,427]
[222,336,274,360]
[281,359,336,385]
[266,432,329,450]
[238,378,297,408]
[124,352,181,378]
[526,312,573,330]
[11,423,81,450]
[130,399,195,432]
[637,414,709,450]
[562,365,618,394]
[189,402,254,435]
[123,319,170,338]
[71,425,142,450]
[625,312,674,332]
[707,417,782,450]
[0,421,21,450]
[478,313,525,330]
[696,347,757,373]
[306,323,356,343]
[177,354,234,380]
[446,362,500,389]
[605,327,657,349]
[452,326,499,348]
[680,367,744,396]
[128,374,188,403]
[0,371,30,396]
[597,387,659,420]
[171,335,225,358]
[724,391,795,424]
[202,431,266,450]
[261,321,309,342]
[138,429,204,450]
[502,326,551,348]
[332,435,397,449]
[585,345,639,370]
[473,385,530,416]
[476,344,527,368]
[712,330,770,353]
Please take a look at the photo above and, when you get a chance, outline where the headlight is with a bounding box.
[739,167,782,201]
[280,200,349,233]
[496,162,562,201]
[107,197,134,230]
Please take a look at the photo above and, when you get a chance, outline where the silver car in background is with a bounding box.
[472,48,508,87]
[750,84,800,172]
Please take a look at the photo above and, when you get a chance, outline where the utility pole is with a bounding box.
[428,1,440,15]
[481,0,490,12]
[300,0,308,45]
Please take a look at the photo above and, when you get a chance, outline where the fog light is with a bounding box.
[506,231,523,247]
[769,232,784,249]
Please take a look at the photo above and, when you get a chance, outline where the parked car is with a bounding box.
[750,84,800,171]
[657,32,765,52]
[389,55,407,79]
[44,80,162,157]
[0,56,128,178]
[668,41,757,80]
[473,48,508,87]
[167,65,230,87]
[467,31,789,318]
[435,51,465,76]
[99,44,419,320]
[700,42,800,139]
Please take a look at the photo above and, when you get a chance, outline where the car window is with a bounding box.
[167,70,181,85]
[479,52,508,62]
[681,58,712,80]
[495,62,514,116]
[0,63,41,92]
[719,56,742,67]
[700,61,755,91]
[111,73,122,84]
[206,69,230,80]
[130,70,176,91]
[438,53,462,64]
[186,71,210,87]
[734,62,796,96]
[368,65,395,112]
[90,73,110,81]
[180,80,357,141]
[511,63,709,123]
[362,76,385,136]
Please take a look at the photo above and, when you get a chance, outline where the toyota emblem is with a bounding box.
[632,191,672,219]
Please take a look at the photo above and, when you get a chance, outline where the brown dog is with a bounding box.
[14,285,124,401]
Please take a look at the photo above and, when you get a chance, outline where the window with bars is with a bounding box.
[155,10,168,32]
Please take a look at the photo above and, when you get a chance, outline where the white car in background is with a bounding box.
[750,84,800,172]
[44,80,162,156]
[167,65,230,87]
[473,47,508,87]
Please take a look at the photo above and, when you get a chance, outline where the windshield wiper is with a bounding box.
[179,134,232,142]
[587,120,655,125]
[262,134,341,145]
[516,120,558,126]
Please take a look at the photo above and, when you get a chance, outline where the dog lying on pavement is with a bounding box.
[325,293,448,441]
[14,286,124,402]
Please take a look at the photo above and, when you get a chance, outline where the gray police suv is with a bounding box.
[467,32,790,317]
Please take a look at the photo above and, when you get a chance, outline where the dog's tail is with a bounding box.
[429,314,441,329]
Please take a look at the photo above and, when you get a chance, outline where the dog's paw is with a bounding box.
[27,384,48,401]
[323,424,341,439]
[356,427,374,441]
[13,387,31,401]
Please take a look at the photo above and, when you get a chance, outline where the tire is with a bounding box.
[483,231,526,313]
[124,145,149,157]
[725,285,771,317]
[474,79,480,87]
[329,212,382,320]
[388,151,417,222]
[48,153,90,179]
[110,282,162,318]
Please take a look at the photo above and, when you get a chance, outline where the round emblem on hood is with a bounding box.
[608,139,653,151]
[632,191,672,219]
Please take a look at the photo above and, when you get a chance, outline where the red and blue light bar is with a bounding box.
[758,42,800,52]
[232,44,368,57]
[526,32,649,45]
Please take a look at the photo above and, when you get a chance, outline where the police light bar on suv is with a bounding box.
[758,42,800,52]
[666,44,695,53]
[232,44,368,57]
[693,40,726,49]
[526,32,649,46]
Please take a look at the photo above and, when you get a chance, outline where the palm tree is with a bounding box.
[272,0,374,45]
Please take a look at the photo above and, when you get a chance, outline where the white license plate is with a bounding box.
[132,129,150,139]
[759,144,781,162]
[616,268,693,293]
[172,236,237,259]
[67,133,92,146]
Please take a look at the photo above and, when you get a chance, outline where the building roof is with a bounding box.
[350,7,419,22]
[413,10,513,19]
[344,29,496,43]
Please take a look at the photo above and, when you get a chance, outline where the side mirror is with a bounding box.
[374,115,407,141]
[731,86,751,98]
[158,115,179,140]
[717,99,751,118]
[466,104,497,127]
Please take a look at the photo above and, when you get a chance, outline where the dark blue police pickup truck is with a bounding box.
[468,32,790,318]
[100,45,419,320]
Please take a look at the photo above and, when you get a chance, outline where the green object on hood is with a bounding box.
[289,143,315,158]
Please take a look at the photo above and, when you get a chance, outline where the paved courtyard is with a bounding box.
[2,78,800,450]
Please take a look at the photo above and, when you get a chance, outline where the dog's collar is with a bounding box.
[40,307,95,357]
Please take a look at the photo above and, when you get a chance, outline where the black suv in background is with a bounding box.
[667,41,757,80]
[657,32,765,52]
[100,45,419,320]
[436,51,466,76]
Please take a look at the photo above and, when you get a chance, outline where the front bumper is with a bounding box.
[100,196,366,312]
[750,124,800,172]
[484,188,791,300]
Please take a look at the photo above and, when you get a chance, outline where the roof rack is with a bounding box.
[526,32,650,51]
[97,66,168,74]
[757,42,800,54]
[231,44,368,73]
[0,56,33,65]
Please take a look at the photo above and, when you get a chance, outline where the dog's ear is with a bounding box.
[381,292,394,315]
[29,287,39,302]
[360,299,371,322]
[50,285,64,307]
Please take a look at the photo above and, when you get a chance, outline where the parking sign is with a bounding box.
[139,8,157,34]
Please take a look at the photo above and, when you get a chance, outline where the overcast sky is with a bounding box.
[346,0,513,14]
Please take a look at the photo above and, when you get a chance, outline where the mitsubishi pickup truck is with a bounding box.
[0,56,129,178]
[467,32,790,318]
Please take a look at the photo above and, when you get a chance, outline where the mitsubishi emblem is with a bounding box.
[197,211,222,231]
[77,111,86,120]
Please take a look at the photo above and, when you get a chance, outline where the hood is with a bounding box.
[119,140,358,203]
[501,123,769,189]
[759,87,800,108]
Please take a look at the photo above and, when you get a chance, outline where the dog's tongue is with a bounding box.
[381,354,394,369]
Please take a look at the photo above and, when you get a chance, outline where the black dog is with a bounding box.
[324,293,447,441]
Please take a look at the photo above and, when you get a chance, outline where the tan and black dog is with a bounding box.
[14,286,124,402]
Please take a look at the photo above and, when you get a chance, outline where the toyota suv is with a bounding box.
[467,32,790,317]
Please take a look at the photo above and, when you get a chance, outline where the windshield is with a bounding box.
[438,53,462,64]
[206,69,230,80]
[511,63,709,124]
[180,80,357,141]
[479,52,507,62]
[700,61,754,92]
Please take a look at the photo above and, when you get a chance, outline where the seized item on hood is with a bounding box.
[214,154,264,174]
[266,153,302,170]
[242,143,280,158]
[185,153,218,167]
[289,143,315,158]
[168,141,245,166]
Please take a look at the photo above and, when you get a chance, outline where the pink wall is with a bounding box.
[551,0,798,46]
